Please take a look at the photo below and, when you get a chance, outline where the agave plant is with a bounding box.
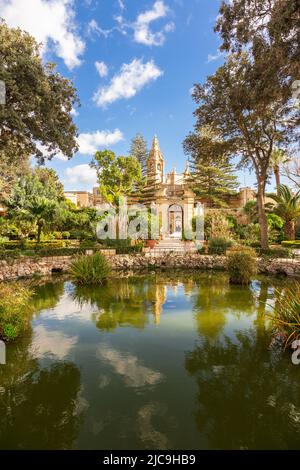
[271,282,300,348]
[269,184,300,240]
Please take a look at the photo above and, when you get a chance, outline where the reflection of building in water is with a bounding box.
[148,282,167,325]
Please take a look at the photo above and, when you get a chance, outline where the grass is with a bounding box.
[270,282,300,348]
[70,253,111,285]
[0,282,33,341]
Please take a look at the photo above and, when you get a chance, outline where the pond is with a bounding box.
[0,272,299,450]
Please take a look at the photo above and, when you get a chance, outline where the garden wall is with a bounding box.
[0,252,300,281]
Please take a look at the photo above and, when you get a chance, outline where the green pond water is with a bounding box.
[0,272,299,450]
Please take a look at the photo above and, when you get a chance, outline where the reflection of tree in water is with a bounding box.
[192,273,256,340]
[31,279,65,313]
[0,331,81,449]
[185,324,300,449]
[73,276,167,331]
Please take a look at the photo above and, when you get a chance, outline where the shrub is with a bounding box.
[0,283,33,341]
[271,282,300,347]
[242,223,261,246]
[208,237,233,255]
[282,240,300,248]
[256,247,293,259]
[70,253,111,285]
[80,239,97,249]
[205,211,231,240]
[100,238,144,254]
[62,231,71,239]
[227,247,257,285]
[53,231,63,240]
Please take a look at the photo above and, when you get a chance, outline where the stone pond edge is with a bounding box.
[0,253,300,281]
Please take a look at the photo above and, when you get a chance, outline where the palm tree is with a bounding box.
[270,148,290,195]
[270,185,300,240]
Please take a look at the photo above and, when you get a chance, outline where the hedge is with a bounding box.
[282,241,300,248]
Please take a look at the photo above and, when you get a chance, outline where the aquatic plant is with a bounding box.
[227,247,257,285]
[0,282,33,341]
[271,282,300,347]
[70,253,111,285]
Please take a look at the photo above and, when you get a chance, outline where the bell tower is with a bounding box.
[147,135,164,184]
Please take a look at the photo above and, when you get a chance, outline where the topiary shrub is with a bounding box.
[208,237,233,255]
[227,247,257,285]
[70,253,111,285]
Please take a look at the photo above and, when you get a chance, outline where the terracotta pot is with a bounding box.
[145,240,156,249]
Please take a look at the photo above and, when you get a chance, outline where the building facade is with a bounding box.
[64,135,257,239]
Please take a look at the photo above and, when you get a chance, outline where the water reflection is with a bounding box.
[31,325,78,360]
[0,272,297,449]
[0,333,82,449]
[185,278,298,449]
[73,276,167,330]
[97,344,163,388]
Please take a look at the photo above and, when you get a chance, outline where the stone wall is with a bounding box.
[0,253,300,282]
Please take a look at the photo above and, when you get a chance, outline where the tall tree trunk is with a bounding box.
[284,220,295,241]
[274,164,281,194]
[37,223,42,243]
[257,178,269,249]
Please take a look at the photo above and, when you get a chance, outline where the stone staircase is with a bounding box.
[151,238,197,254]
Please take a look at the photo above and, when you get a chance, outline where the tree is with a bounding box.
[269,184,300,240]
[0,20,79,192]
[184,126,238,207]
[215,0,300,82]
[130,133,149,177]
[284,156,300,190]
[270,148,290,194]
[187,52,297,248]
[3,168,64,242]
[91,150,142,207]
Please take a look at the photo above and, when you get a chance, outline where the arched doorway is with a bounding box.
[168,204,183,238]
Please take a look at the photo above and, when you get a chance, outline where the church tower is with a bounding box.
[147,135,165,184]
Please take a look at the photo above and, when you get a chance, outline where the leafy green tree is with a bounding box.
[0,20,79,195]
[187,52,297,249]
[216,0,300,84]
[130,133,149,178]
[270,148,290,194]
[184,126,238,207]
[91,150,142,207]
[3,168,65,242]
[270,184,300,240]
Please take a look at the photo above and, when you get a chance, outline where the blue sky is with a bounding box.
[1,0,263,191]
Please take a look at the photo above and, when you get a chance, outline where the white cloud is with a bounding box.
[93,59,163,108]
[133,0,175,46]
[77,129,124,154]
[0,0,85,69]
[118,0,125,10]
[95,61,108,78]
[87,19,113,38]
[70,107,79,117]
[65,164,97,188]
[207,51,224,63]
